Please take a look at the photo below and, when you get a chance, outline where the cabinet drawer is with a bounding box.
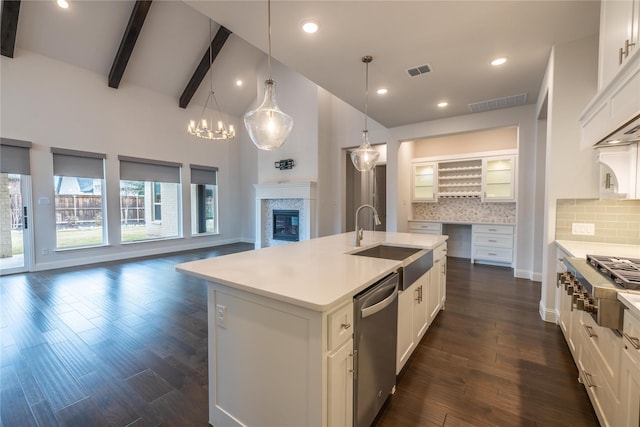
[473,247,512,263]
[328,302,353,351]
[409,222,442,234]
[578,342,619,427]
[473,233,513,248]
[473,224,513,235]
[623,310,640,366]
[578,312,621,391]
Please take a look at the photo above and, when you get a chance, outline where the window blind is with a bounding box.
[119,155,182,183]
[1,138,32,175]
[51,148,106,179]
[190,164,218,185]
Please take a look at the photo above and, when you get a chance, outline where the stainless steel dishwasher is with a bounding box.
[353,271,399,427]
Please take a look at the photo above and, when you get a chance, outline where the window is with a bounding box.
[52,148,106,249]
[190,165,218,235]
[119,156,182,242]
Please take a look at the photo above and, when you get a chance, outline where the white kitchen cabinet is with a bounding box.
[408,221,442,235]
[620,308,640,427]
[471,224,514,266]
[396,272,429,374]
[328,339,354,427]
[436,244,447,309]
[482,155,516,202]
[412,162,437,202]
[428,243,447,324]
[598,0,640,90]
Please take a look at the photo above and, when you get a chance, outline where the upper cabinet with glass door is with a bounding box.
[412,162,437,202]
[482,155,516,202]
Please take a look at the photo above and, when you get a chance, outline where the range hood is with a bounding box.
[594,113,640,147]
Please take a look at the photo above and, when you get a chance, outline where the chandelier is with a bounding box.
[188,19,235,141]
[350,55,380,172]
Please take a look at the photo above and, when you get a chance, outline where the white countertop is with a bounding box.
[619,293,640,319]
[176,231,447,312]
[555,240,640,259]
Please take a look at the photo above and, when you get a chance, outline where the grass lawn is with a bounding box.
[10,226,153,254]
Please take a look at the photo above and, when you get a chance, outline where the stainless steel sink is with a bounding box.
[351,245,422,261]
[351,244,433,290]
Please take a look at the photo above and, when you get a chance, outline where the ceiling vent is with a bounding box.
[407,64,431,77]
[468,93,527,113]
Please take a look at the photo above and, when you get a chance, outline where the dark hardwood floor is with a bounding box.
[375,258,600,427]
[1,247,599,426]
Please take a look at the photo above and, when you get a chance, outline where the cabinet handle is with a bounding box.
[624,332,640,350]
[488,228,497,232]
[488,252,497,256]
[340,323,351,330]
[620,39,637,64]
[605,172,611,189]
[583,371,597,388]
[620,46,625,65]
[488,239,497,243]
[584,324,598,338]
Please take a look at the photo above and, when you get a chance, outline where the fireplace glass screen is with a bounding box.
[273,210,299,242]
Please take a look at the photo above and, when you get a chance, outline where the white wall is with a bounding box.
[537,35,599,322]
[1,50,246,270]
[389,105,539,278]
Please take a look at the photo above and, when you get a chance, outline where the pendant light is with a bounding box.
[244,0,293,150]
[350,55,380,172]
[187,19,236,140]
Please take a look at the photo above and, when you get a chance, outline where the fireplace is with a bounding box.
[273,210,299,242]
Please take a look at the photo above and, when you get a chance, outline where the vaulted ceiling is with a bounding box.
[3,0,600,128]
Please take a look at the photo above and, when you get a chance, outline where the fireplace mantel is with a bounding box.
[254,182,317,248]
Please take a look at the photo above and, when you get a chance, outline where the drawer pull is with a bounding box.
[583,372,597,388]
[584,325,598,338]
[340,323,351,330]
[488,239,497,243]
[488,228,497,232]
[488,252,497,256]
[624,332,640,350]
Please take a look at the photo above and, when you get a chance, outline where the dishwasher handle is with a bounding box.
[360,277,398,319]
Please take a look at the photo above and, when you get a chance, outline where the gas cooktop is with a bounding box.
[586,254,640,290]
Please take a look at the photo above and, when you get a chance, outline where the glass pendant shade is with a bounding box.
[350,130,380,172]
[244,79,293,150]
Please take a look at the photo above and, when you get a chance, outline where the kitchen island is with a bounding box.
[176,231,447,427]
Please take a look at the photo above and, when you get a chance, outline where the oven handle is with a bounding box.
[624,332,640,350]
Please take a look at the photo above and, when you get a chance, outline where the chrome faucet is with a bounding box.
[354,204,382,247]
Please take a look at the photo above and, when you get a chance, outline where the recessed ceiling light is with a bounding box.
[301,20,319,34]
[376,88,388,95]
[57,0,70,9]
[437,101,449,108]
[491,57,507,66]
[606,139,622,144]
[236,80,243,87]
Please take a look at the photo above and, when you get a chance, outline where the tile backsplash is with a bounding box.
[412,198,516,224]
[556,199,640,245]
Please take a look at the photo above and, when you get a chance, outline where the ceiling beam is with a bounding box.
[108,0,152,89]
[179,26,232,109]
[1,0,21,58]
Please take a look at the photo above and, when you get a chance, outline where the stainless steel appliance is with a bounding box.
[353,272,399,427]
[559,255,640,330]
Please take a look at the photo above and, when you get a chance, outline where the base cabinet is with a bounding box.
[620,309,640,427]
[328,339,354,427]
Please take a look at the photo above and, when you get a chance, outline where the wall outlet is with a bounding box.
[571,223,595,236]
[216,304,227,329]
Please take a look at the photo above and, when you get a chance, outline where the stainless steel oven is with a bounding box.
[559,255,640,330]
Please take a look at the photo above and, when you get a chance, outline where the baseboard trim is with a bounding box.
[34,237,248,272]
[514,269,543,282]
[539,300,557,323]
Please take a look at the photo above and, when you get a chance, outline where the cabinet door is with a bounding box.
[482,156,515,202]
[412,163,437,201]
[414,277,430,341]
[438,246,447,308]
[328,339,353,427]
[426,266,440,325]
[396,285,416,374]
[599,0,639,89]
[620,343,640,427]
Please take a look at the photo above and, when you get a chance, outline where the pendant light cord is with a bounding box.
[364,59,369,132]
[267,0,272,81]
